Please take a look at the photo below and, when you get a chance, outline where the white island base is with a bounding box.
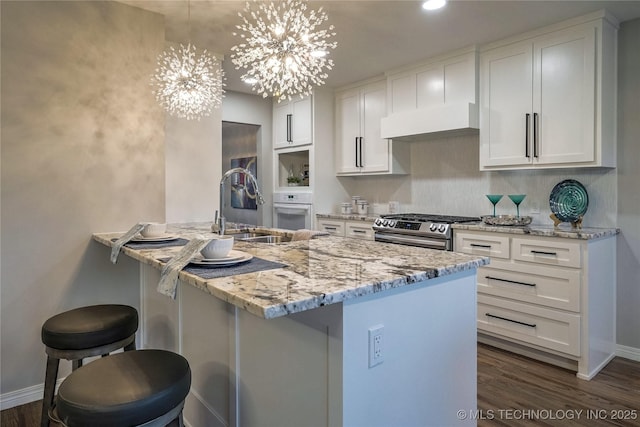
[141,265,477,427]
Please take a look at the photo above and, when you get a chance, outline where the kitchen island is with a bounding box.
[94,223,489,427]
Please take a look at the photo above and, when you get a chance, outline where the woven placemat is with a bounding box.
[111,237,189,249]
[159,256,287,279]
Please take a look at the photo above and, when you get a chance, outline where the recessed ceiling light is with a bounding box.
[422,0,447,11]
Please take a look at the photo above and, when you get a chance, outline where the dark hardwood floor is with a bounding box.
[477,344,640,427]
[3,344,639,426]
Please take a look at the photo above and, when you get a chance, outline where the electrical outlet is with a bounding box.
[368,325,384,368]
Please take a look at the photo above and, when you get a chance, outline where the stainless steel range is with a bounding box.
[373,213,480,251]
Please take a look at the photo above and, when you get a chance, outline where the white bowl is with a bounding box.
[141,222,167,237]
[200,236,234,259]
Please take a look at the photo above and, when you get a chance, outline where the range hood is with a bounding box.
[380,103,479,142]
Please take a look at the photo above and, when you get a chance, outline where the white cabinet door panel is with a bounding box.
[291,97,312,147]
[443,57,474,105]
[273,102,291,149]
[534,26,596,164]
[416,66,443,109]
[336,91,360,174]
[361,84,388,172]
[390,74,416,114]
[480,42,533,167]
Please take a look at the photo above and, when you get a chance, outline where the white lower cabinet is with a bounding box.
[316,217,374,240]
[478,294,581,357]
[454,229,616,379]
[316,218,345,236]
[345,221,375,240]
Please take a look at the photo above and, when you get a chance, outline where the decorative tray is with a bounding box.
[549,179,588,227]
[482,215,532,226]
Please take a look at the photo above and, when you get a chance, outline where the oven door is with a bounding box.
[273,203,312,230]
[374,232,450,250]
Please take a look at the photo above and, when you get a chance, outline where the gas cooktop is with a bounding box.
[379,213,481,224]
[373,213,481,245]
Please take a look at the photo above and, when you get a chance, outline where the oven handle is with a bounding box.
[374,233,448,250]
[273,203,311,215]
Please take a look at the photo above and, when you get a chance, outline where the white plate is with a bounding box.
[130,234,179,243]
[190,250,253,267]
[199,250,246,262]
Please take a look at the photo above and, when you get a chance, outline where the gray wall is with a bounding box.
[616,18,640,350]
[339,19,640,350]
[0,0,165,401]
[164,103,222,224]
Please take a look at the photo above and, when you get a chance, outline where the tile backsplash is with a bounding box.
[338,134,616,228]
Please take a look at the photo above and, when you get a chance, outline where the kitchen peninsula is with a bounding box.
[94,223,489,427]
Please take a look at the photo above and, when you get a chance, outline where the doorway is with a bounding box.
[222,121,261,226]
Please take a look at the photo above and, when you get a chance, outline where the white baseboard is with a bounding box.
[616,344,640,362]
[0,378,64,411]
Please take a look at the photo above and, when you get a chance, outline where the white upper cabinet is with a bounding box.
[381,48,479,141]
[273,96,312,149]
[480,12,618,170]
[335,79,409,175]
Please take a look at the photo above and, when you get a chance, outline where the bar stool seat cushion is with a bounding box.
[42,305,138,350]
[56,350,191,427]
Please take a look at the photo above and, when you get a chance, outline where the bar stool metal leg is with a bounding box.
[41,356,59,427]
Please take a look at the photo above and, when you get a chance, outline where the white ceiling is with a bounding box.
[119,0,640,94]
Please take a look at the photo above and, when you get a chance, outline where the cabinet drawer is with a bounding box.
[478,294,581,357]
[316,220,345,237]
[477,259,581,312]
[454,232,510,259]
[345,221,374,240]
[512,238,581,268]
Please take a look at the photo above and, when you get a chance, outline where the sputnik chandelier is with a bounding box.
[231,0,337,102]
[151,2,224,120]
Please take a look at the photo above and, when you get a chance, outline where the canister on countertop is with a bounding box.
[340,202,352,215]
[351,196,361,212]
[357,200,368,215]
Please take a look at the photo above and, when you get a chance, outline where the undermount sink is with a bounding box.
[225,231,291,244]
[238,235,291,244]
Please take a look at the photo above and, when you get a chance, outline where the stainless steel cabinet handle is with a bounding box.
[470,243,492,249]
[486,313,536,328]
[533,112,539,158]
[358,137,363,168]
[324,226,337,231]
[352,229,366,234]
[286,114,292,143]
[355,137,359,167]
[531,250,557,256]
[525,113,530,158]
[485,276,536,287]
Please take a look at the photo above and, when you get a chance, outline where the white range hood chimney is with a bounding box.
[380,47,479,142]
[380,102,479,142]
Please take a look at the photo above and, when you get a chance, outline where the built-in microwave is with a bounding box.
[273,192,313,230]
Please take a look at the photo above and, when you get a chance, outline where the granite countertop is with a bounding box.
[316,213,378,222]
[93,222,488,319]
[453,222,619,240]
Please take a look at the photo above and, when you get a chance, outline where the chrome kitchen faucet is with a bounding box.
[213,167,265,235]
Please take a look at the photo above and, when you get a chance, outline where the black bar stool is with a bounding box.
[40,304,138,427]
[55,349,191,427]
